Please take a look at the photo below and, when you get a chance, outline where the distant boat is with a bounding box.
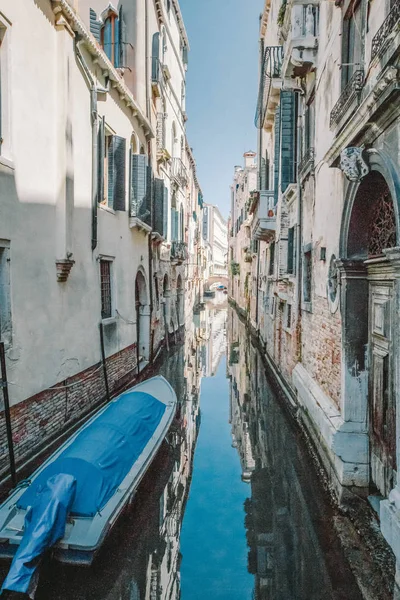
[0,376,177,570]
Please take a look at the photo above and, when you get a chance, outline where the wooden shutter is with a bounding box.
[97,117,105,204]
[163,186,168,238]
[174,209,179,242]
[89,8,101,43]
[287,227,295,274]
[119,7,127,67]
[182,46,188,66]
[110,136,126,211]
[280,91,297,193]
[154,178,164,236]
[103,18,112,62]
[152,33,160,81]
[273,105,281,205]
[145,164,153,226]
[131,154,148,218]
[278,207,289,278]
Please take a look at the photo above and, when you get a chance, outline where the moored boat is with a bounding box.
[0,376,177,568]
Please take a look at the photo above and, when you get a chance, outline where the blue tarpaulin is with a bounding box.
[18,391,166,517]
[2,474,76,597]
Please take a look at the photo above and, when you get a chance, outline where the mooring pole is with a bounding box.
[99,323,110,403]
[0,342,17,487]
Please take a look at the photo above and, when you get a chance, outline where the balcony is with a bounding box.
[330,70,364,129]
[252,190,276,243]
[298,147,315,179]
[281,1,319,79]
[171,241,188,265]
[171,157,189,188]
[371,0,400,61]
[130,195,152,232]
[255,46,284,131]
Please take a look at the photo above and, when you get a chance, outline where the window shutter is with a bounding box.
[103,18,112,62]
[280,91,297,192]
[287,227,295,274]
[163,186,168,238]
[182,46,189,66]
[278,207,289,278]
[260,157,266,191]
[97,117,105,204]
[119,7,127,67]
[145,164,153,227]
[112,136,126,211]
[175,209,179,242]
[154,179,165,236]
[152,33,160,81]
[273,105,281,205]
[89,8,101,43]
[131,154,148,219]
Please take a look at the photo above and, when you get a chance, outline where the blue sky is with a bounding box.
[179,0,263,220]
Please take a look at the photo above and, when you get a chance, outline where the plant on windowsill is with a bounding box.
[230,261,240,276]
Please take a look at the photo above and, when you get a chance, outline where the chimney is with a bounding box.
[243,151,256,168]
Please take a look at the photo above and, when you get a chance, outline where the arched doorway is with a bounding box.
[340,169,398,497]
[135,270,150,364]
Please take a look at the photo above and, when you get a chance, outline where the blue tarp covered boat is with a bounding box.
[0,376,177,567]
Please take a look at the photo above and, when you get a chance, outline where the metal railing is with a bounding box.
[330,69,364,128]
[298,147,315,177]
[372,0,400,60]
[171,241,188,263]
[255,46,284,129]
[171,157,188,187]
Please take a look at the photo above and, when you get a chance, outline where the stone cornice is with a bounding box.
[51,0,154,139]
[324,65,400,166]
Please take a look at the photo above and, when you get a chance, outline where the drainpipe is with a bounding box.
[75,38,98,251]
[145,0,150,119]
[255,37,265,331]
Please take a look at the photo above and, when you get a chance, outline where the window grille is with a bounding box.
[100,260,112,319]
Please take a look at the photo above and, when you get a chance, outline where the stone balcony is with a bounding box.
[171,241,188,265]
[280,0,319,80]
[255,46,284,131]
[251,190,276,243]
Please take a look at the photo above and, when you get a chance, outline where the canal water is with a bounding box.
[0,305,363,599]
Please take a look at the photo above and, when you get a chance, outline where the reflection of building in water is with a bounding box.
[202,305,227,378]
[227,308,361,600]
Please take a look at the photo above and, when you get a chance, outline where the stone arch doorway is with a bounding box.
[135,269,150,364]
[176,274,183,327]
[339,168,399,497]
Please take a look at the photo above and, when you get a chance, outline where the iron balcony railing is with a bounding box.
[171,157,189,187]
[171,241,188,263]
[255,46,284,129]
[372,0,400,60]
[298,147,315,177]
[330,69,364,128]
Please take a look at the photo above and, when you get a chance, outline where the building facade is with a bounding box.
[203,203,228,284]
[229,0,400,586]
[0,0,204,482]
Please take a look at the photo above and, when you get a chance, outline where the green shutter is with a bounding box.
[145,164,153,227]
[89,8,101,43]
[119,7,127,67]
[112,136,126,211]
[273,105,281,204]
[154,179,165,236]
[152,33,160,82]
[131,154,148,219]
[97,117,105,204]
[287,227,295,274]
[163,186,168,238]
[280,91,297,192]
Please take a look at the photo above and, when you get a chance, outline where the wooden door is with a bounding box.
[369,281,396,497]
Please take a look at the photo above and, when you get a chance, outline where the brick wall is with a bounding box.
[0,343,137,477]
[301,294,342,407]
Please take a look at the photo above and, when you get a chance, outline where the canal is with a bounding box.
[1,305,363,599]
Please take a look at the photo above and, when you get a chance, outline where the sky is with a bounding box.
[179,0,263,220]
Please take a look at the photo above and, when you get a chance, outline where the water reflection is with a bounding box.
[227,308,362,600]
[0,303,363,599]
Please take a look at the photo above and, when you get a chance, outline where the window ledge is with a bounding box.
[302,301,313,313]
[0,156,15,171]
[99,204,116,215]
[102,316,117,325]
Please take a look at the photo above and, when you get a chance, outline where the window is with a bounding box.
[97,119,126,211]
[0,243,12,347]
[286,303,292,329]
[100,259,113,319]
[304,95,315,152]
[154,274,160,309]
[100,6,126,68]
[287,227,295,274]
[269,242,275,276]
[303,247,312,303]
[342,1,363,87]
